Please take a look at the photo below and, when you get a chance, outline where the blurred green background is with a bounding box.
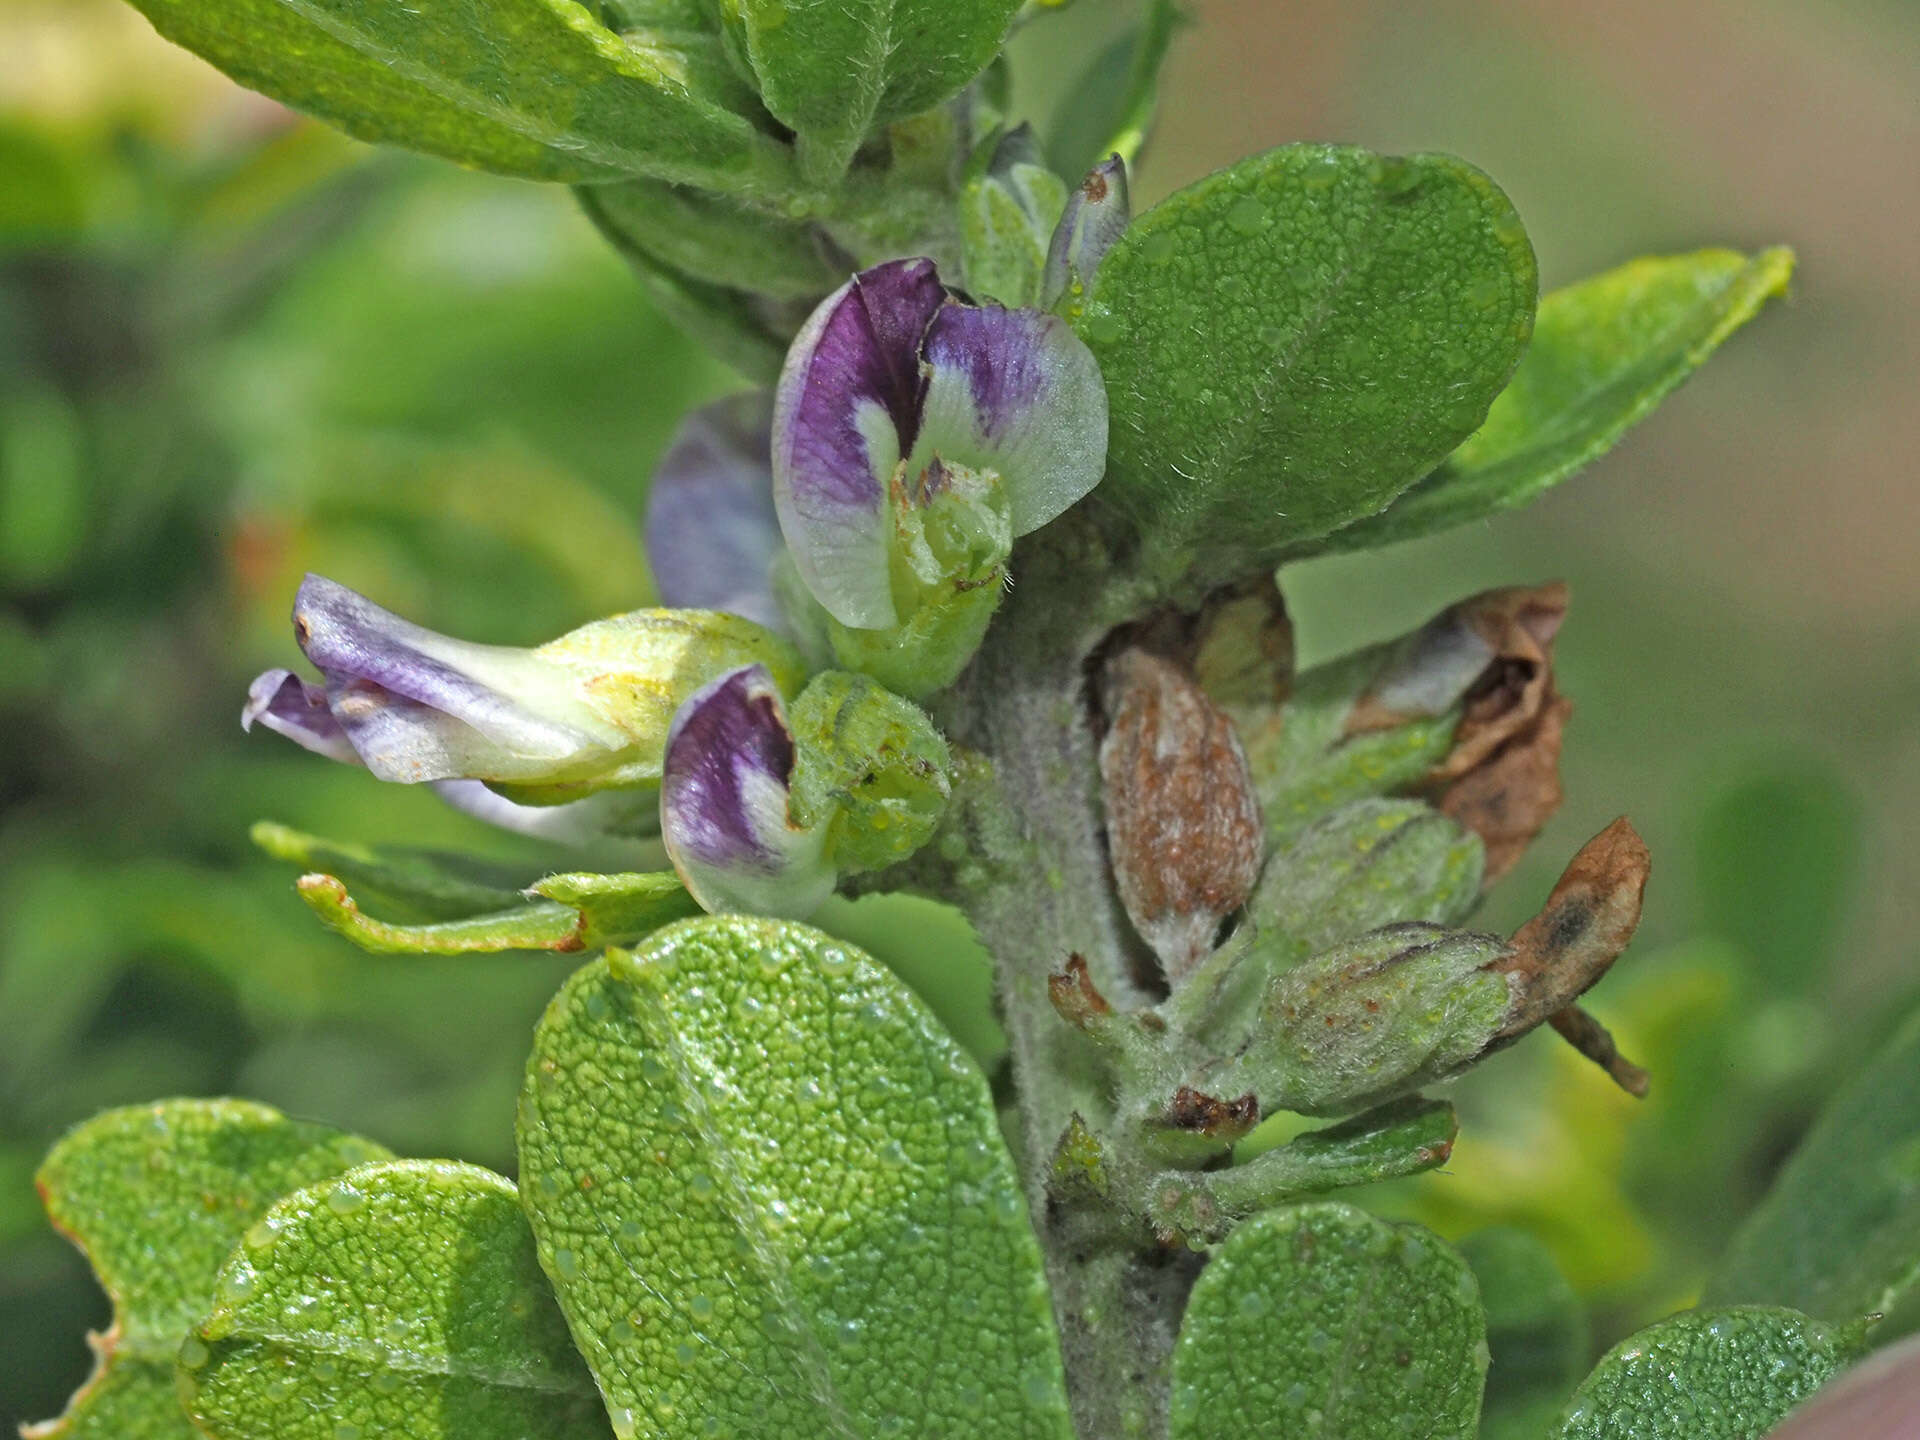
[2,0,1914,1427]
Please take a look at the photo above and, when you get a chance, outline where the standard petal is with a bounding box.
[242,669,362,765]
[293,574,621,784]
[645,392,788,631]
[1042,154,1132,309]
[659,665,834,917]
[914,302,1110,535]
[773,258,947,628]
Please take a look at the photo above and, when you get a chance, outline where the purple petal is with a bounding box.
[659,665,834,917]
[773,258,948,628]
[644,392,788,632]
[293,575,619,784]
[242,669,362,765]
[914,303,1109,535]
[1042,155,1131,309]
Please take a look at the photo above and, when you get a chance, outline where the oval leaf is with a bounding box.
[1324,246,1795,554]
[1168,1201,1487,1440]
[1078,143,1536,585]
[1710,1003,1920,1323]
[1549,1306,1853,1440]
[727,0,1022,182]
[182,1160,606,1440]
[28,1100,390,1440]
[516,915,1073,1439]
[125,0,795,191]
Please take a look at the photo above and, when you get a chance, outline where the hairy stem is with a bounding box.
[942,519,1188,1439]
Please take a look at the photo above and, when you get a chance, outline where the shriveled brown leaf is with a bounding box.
[1098,640,1265,983]
[1190,574,1295,717]
[1490,816,1653,1092]
[1436,691,1571,884]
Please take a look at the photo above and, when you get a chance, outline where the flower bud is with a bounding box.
[961,126,1071,308]
[784,670,951,873]
[242,575,803,805]
[772,257,1108,696]
[658,665,835,918]
[1042,154,1131,313]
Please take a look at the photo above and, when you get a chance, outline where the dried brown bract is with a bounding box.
[1492,816,1653,1092]
[1097,637,1265,984]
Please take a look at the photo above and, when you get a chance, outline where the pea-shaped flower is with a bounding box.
[243,574,803,806]
[659,664,952,918]
[772,257,1108,696]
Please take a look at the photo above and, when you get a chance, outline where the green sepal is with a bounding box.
[826,563,1007,700]
[1168,1202,1487,1439]
[123,0,797,193]
[1322,247,1796,555]
[290,869,698,956]
[27,1100,390,1440]
[786,670,953,873]
[1549,1306,1860,1440]
[1148,1098,1458,1246]
[1459,1228,1590,1440]
[1710,1001,1920,1324]
[251,820,542,921]
[181,1161,605,1440]
[1228,923,1514,1117]
[1077,143,1536,589]
[516,916,1075,1438]
[582,177,844,302]
[717,0,1022,184]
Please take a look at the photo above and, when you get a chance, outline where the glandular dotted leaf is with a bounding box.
[28,1099,391,1440]
[1079,143,1536,585]
[1169,1201,1487,1440]
[181,1160,607,1440]
[1548,1306,1853,1440]
[516,914,1073,1440]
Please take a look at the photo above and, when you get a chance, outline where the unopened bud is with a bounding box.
[1042,154,1131,313]
[960,125,1071,307]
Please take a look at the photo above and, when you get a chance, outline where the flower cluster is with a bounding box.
[245,169,1126,917]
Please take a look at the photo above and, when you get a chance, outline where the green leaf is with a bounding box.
[516,916,1074,1439]
[583,178,843,300]
[1044,0,1182,179]
[1458,1229,1589,1440]
[1168,1201,1487,1439]
[124,0,796,191]
[290,869,698,955]
[251,821,534,922]
[721,0,1023,183]
[1548,1306,1854,1440]
[1078,143,1536,586]
[1326,247,1794,554]
[181,1160,607,1440]
[28,1100,390,1440]
[1150,1099,1459,1245]
[1709,1003,1920,1323]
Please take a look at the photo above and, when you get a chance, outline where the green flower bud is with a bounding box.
[786,670,953,873]
[961,126,1071,307]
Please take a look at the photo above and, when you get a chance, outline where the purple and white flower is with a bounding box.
[658,665,834,918]
[243,573,803,802]
[771,257,1108,629]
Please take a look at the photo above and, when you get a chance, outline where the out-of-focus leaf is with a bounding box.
[122,0,795,192]
[1045,0,1181,179]
[1694,765,1860,993]
[1168,1201,1486,1439]
[0,384,90,589]
[1460,1228,1589,1440]
[517,916,1074,1438]
[1548,1306,1856,1440]
[1078,144,1536,587]
[1327,248,1794,553]
[1710,1004,1920,1324]
[181,1161,606,1440]
[26,1100,389,1440]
